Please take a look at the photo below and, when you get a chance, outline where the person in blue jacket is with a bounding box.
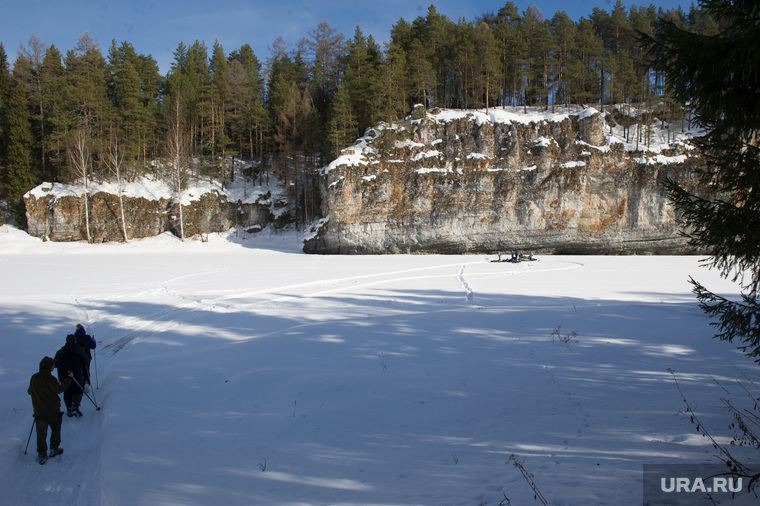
[74,324,96,380]
[74,324,96,359]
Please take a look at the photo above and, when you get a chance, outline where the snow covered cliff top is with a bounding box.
[26,173,285,207]
[324,105,702,175]
[426,105,596,126]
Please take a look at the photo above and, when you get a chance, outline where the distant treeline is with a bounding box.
[0,1,718,227]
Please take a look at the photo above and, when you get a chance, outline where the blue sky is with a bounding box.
[1,0,689,75]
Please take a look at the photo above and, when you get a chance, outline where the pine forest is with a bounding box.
[0,1,720,229]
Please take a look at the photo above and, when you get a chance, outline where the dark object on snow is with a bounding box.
[491,251,537,263]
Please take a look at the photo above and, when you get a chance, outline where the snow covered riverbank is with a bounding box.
[0,224,755,505]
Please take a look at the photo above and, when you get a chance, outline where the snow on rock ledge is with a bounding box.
[24,177,285,242]
[305,106,708,255]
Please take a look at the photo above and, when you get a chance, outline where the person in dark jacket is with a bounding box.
[74,324,96,380]
[28,356,72,465]
[54,334,89,417]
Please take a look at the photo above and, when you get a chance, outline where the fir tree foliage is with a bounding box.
[643,0,760,359]
[3,83,36,225]
[0,43,10,212]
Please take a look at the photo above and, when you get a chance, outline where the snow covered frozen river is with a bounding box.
[0,225,755,505]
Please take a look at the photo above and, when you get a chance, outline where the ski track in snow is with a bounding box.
[69,257,585,367]
[68,260,586,375]
[457,264,475,306]
[2,391,105,506]
[91,258,581,357]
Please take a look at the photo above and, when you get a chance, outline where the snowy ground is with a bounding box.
[0,224,757,505]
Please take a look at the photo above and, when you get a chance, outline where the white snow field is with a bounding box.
[0,224,757,505]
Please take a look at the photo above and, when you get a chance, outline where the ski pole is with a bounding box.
[90,380,98,406]
[23,417,35,455]
[71,376,101,411]
[93,334,99,389]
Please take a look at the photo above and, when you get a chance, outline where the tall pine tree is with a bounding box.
[643,0,760,359]
[3,83,37,225]
[0,44,10,222]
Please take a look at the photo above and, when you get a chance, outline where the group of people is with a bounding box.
[27,324,97,465]
[494,250,535,263]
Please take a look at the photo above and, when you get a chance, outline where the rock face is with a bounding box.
[304,106,706,255]
[24,181,280,242]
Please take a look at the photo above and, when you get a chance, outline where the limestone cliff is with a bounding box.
[24,178,286,242]
[304,106,705,255]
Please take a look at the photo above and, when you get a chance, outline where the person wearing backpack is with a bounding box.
[28,356,73,464]
[54,335,89,417]
[74,324,96,384]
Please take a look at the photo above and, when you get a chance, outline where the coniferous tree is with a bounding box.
[343,27,383,135]
[522,5,554,108]
[384,18,413,116]
[380,40,409,123]
[107,41,142,162]
[453,20,477,109]
[0,43,10,214]
[173,41,211,163]
[643,0,760,359]
[492,3,525,106]
[65,32,111,180]
[327,82,357,158]
[165,40,212,180]
[550,12,577,108]
[412,5,448,107]
[224,58,249,164]
[210,40,229,163]
[0,42,8,113]
[406,38,434,107]
[266,40,313,225]
[106,41,161,174]
[15,35,48,173]
[572,18,603,106]
[41,45,69,181]
[3,83,37,225]
[475,21,499,110]
[135,53,162,165]
[305,20,344,121]
[231,44,268,184]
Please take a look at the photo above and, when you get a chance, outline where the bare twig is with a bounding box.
[550,326,578,344]
[507,454,547,505]
[669,369,750,475]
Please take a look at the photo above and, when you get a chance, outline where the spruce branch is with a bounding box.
[669,369,752,477]
[690,278,760,361]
